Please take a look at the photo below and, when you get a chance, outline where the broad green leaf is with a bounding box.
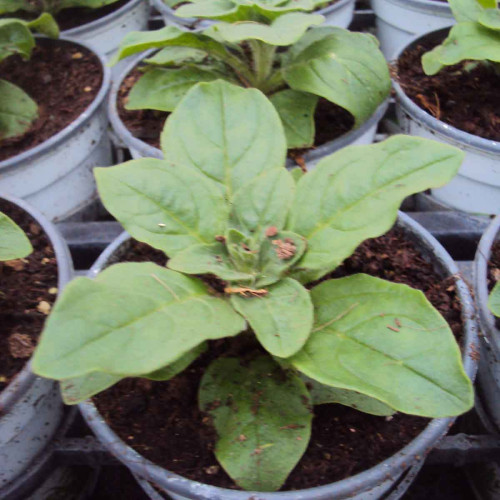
[145,46,208,66]
[60,343,207,405]
[447,0,493,22]
[32,262,246,380]
[95,159,227,257]
[231,278,313,357]
[161,80,287,198]
[422,22,500,76]
[270,89,318,149]
[305,377,395,416]
[26,13,59,38]
[479,8,500,29]
[167,242,255,282]
[126,67,222,112]
[288,136,464,280]
[489,282,500,317]
[199,356,312,491]
[209,13,325,46]
[0,79,37,140]
[283,28,390,126]
[230,169,295,241]
[0,210,32,260]
[291,275,474,417]
[0,19,34,61]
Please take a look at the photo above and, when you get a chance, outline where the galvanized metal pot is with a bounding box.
[0,37,112,222]
[0,194,73,496]
[393,29,500,215]
[79,212,478,500]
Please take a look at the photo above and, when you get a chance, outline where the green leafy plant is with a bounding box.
[0,210,32,261]
[0,0,122,16]
[112,7,390,149]
[490,281,500,317]
[33,80,473,492]
[0,14,58,140]
[422,0,500,75]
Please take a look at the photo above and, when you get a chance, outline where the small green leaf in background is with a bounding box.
[448,0,491,22]
[489,282,500,318]
[32,262,246,380]
[291,274,474,417]
[199,356,312,491]
[95,159,228,258]
[0,79,37,140]
[26,12,59,38]
[231,278,313,357]
[0,210,32,260]
[270,89,318,149]
[479,8,500,29]
[0,19,35,61]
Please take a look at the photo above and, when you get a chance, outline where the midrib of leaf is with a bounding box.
[220,86,232,198]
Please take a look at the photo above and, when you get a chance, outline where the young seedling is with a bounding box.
[422,0,500,75]
[0,0,124,16]
[33,81,473,492]
[112,4,390,149]
[0,14,58,140]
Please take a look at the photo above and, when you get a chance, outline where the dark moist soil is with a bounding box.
[396,36,500,142]
[0,39,102,162]
[93,227,464,491]
[0,200,58,392]
[117,68,354,159]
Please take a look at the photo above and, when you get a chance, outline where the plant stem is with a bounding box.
[248,40,277,91]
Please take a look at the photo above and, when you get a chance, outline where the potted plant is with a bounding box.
[0,0,149,69]
[150,0,356,32]
[0,17,112,221]
[393,0,500,215]
[109,13,390,170]
[32,81,477,499]
[0,193,73,496]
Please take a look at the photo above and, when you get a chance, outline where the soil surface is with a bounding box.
[0,39,102,162]
[397,37,500,142]
[117,68,354,159]
[0,200,58,392]
[94,227,465,491]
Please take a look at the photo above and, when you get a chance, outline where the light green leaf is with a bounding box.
[231,278,313,357]
[199,356,312,491]
[32,262,246,380]
[0,19,34,61]
[447,0,493,22]
[26,13,59,38]
[225,228,259,274]
[291,274,474,417]
[305,377,395,416]
[288,135,464,280]
[126,67,222,112]
[161,80,287,198]
[283,27,390,126]
[0,210,32,260]
[489,282,500,318]
[479,8,500,29]
[290,167,304,183]
[95,159,228,257]
[167,242,255,282]
[0,79,37,140]
[209,13,325,46]
[0,0,30,14]
[421,44,447,75]
[145,46,208,66]
[270,89,318,149]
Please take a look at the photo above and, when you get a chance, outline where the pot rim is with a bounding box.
[392,28,500,155]
[0,36,111,171]
[62,0,146,37]
[108,49,389,163]
[374,0,452,15]
[79,212,478,500]
[0,194,73,415]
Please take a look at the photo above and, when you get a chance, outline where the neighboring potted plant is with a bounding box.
[150,0,356,32]
[32,81,476,499]
[393,0,500,215]
[109,13,390,169]
[0,0,149,67]
[0,193,72,496]
[0,17,112,221]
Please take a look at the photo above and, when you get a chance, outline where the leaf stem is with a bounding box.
[248,40,277,91]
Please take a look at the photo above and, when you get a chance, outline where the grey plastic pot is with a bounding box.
[393,28,500,215]
[109,50,389,169]
[151,0,355,30]
[79,211,478,500]
[371,0,453,58]
[62,0,150,76]
[0,194,73,493]
[474,215,500,431]
[0,37,112,222]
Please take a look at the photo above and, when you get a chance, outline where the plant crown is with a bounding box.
[0,210,32,261]
[422,0,500,75]
[112,5,390,149]
[33,81,473,491]
[0,0,122,15]
[0,14,58,140]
